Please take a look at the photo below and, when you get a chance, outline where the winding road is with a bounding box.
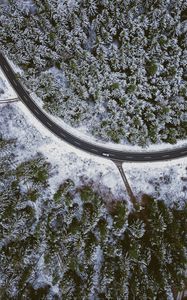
[1,52,187,162]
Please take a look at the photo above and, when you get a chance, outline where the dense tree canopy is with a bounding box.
[1,0,187,146]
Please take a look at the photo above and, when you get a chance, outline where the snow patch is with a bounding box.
[0,68,17,100]
[123,159,187,206]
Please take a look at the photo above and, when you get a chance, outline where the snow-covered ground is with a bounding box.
[124,160,187,207]
[0,67,17,101]
[0,67,187,206]
[0,102,127,200]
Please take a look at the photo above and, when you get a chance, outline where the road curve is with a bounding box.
[1,52,187,162]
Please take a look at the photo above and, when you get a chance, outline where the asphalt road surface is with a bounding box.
[1,52,187,162]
